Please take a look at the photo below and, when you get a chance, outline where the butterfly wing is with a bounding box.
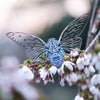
[6,32,46,61]
[59,13,89,52]
[60,37,82,52]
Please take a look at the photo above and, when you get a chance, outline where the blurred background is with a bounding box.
[0,0,93,100]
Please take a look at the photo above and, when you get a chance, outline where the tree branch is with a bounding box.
[85,30,100,52]
[86,0,99,47]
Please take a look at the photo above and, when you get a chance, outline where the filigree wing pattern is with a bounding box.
[6,32,46,60]
[59,13,89,52]
[61,37,82,52]
[25,48,46,61]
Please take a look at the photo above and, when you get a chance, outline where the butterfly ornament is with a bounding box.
[6,13,89,68]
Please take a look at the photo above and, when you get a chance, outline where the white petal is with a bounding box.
[81,85,88,90]
[74,95,84,100]
[58,63,64,74]
[97,74,100,84]
[70,50,79,57]
[18,66,34,81]
[90,86,100,96]
[98,52,100,59]
[77,63,84,70]
[44,80,48,85]
[89,65,95,73]
[91,25,97,33]
[70,73,78,83]
[84,67,90,77]
[91,74,100,85]
[39,68,48,80]
[60,80,65,87]
[74,95,80,100]
[80,97,84,100]
[84,54,89,65]
[64,61,74,71]
[95,61,100,72]
[92,55,97,65]
[65,75,72,86]
[76,58,84,70]
[87,53,92,61]
[49,66,57,75]
[77,57,84,64]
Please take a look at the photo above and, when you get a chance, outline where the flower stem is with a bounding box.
[86,0,99,47]
[85,30,100,52]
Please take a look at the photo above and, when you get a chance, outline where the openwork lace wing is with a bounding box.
[6,32,46,61]
[59,13,89,52]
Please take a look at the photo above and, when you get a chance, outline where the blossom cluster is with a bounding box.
[0,49,98,100]
[74,48,100,100]
[23,49,95,87]
[88,52,100,73]
[86,51,100,100]
[74,73,100,100]
[90,74,100,98]
[0,56,39,100]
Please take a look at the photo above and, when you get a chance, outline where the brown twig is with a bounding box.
[86,0,99,47]
[85,30,100,52]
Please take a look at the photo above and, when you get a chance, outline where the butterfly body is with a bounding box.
[6,13,89,68]
[46,38,64,68]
